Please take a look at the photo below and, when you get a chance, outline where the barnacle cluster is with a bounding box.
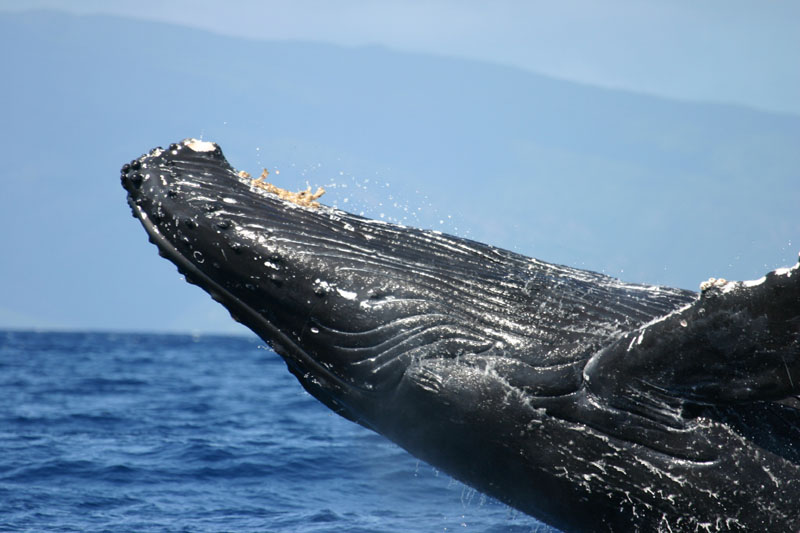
[238,169,325,208]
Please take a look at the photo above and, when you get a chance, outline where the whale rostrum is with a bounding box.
[121,139,800,532]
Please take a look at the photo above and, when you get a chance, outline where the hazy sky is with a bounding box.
[1,5,797,333]
[3,0,799,115]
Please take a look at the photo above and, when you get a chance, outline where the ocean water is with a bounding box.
[0,331,555,532]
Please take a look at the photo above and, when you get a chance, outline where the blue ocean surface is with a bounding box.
[0,331,555,532]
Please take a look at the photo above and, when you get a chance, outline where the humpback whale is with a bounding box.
[121,139,800,532]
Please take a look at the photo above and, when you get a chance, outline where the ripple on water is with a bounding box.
[0,331,555,533]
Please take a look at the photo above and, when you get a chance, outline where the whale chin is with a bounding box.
[122,139,800,532]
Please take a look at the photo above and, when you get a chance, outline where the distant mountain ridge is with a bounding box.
[1,10,798,332]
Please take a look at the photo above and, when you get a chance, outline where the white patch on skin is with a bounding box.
[337,288,358,300]
[743,276,766,288]
[185,139,217,152]
[187,195,217,203]
[222,198,238,204]
[314,279,332,292]
[703,262,798,292]
[312,279,357,300]
[628,336,638,351]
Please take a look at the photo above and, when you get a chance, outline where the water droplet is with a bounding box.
[310,327,319,334]
[193,251,205,263]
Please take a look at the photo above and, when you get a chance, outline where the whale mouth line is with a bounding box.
[126,195,357,399]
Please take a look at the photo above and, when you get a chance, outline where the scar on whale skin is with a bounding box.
[121,138,800,533]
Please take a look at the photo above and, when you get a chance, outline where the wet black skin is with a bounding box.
[122,140,800,532]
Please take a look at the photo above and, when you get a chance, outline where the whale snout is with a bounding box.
[120,139,415,410]
[121,140,226,232]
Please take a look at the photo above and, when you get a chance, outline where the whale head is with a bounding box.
[121,139,800,532]
[119,138,699,529]
[121,139,423,424]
